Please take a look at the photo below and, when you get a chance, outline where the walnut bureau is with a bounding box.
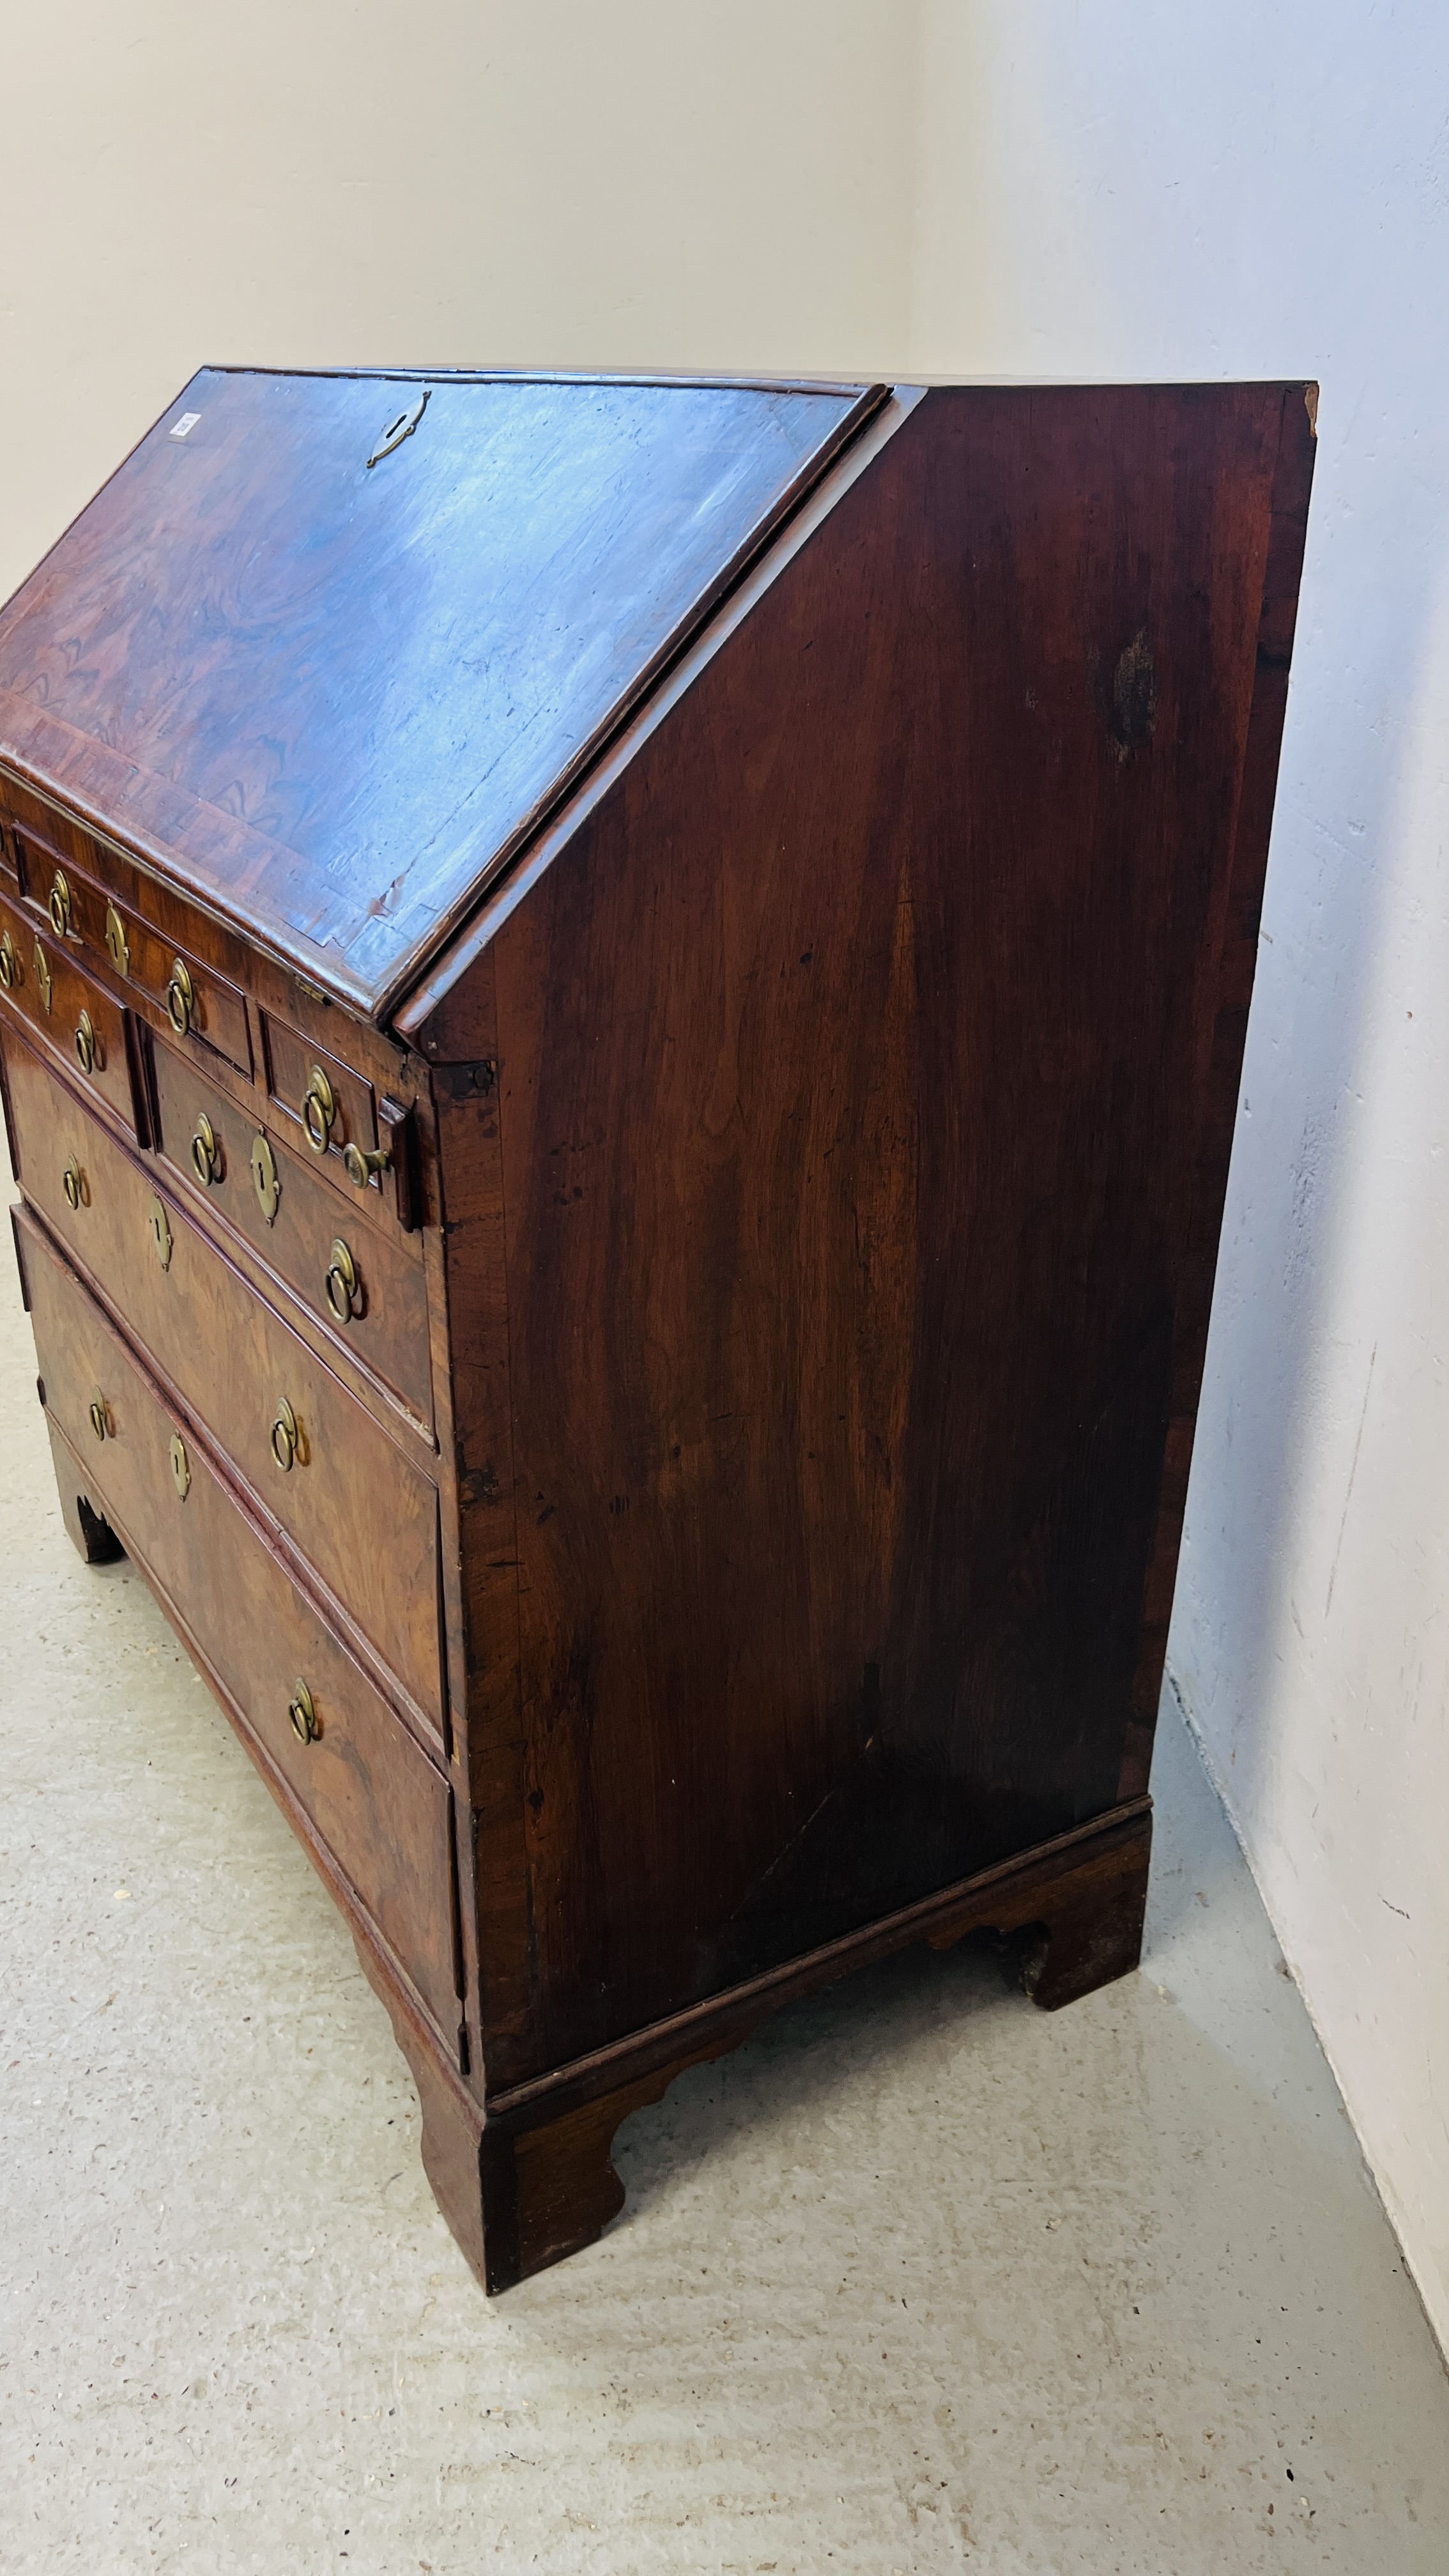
[0,371,1315,2291]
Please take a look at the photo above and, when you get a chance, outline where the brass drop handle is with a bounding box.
[75,1008,100,1075]
[33,940,52,1014]
[191,1114,222,1186]
[169,1431,191,1499]
[165,956,194,1036]
[342,1140,390,1190]
[288,1679,320,1744]
[324,1236,360,1324]
[270,1396,300,1471]
[104,903,130,976]
[0,928,16,989]
[301,1065,336,1153]
[88,1388,109,1442]
[47,871,72,937]
[62,1153,88,1211]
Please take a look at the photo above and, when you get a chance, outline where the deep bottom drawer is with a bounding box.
[17,1205,463,2043]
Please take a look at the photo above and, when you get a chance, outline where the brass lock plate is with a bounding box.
[169,1431,191,1499]
[32,939,52,1014]
[0,928,17,990]
[148,1192,174,1271]
[250,1130,280,1225]
[104,903,130,976]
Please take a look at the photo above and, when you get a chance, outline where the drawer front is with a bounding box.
[7,831,250,1076]
[263,1011,378,1171]
[148,1031,434,1429]
[0,887,141,1134]
[4,1032,443,1730]
[20,1210,461,2038]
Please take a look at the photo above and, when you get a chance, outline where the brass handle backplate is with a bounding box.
[32,940,52,1015]
[104,903,130,976]
[324,1237,360,1324]
[148,1193,174,1271]
[342,1140,390,1191]
[191,1114,222,1186]
[0,928,16,990]
[270,1397,301,1472]
[169,1431,191,1500]
[302,1065,336,1154]
[62,1153,88,1211]
[288,1679,320,1744]
[47,871,72,937]
[165,956,194,1036]
[74,1008,100,1075]
[250,1130,281,1225]
[88,1388,109,1443]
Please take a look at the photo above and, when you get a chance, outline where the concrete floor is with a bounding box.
[2,1266,1447,2576]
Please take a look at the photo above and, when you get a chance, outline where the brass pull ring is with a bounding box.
[301,1066,336,1154]
[62,1154,87,1211]
[342,1140,390,1190]
[75,1009,98,1075]
[288,1680,319,1744]
[0,928,16,990]
[270,1397,300,1472]
[191,1114,222,1186]
[324,1237,360,1324]
[88,1388,109,1443]
[165,956,194,1036]
[47,871,72,938]
[104,903,130,976]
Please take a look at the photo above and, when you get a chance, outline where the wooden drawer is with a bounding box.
[8,829,251,1077]
[0,885,142,1135]
[3,1031,443,1732]
[148,1031,434,1430]
[18,1208,461,2041]
[263,1011,377,1170]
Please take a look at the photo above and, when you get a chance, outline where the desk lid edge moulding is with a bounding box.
[0,368,885,1025]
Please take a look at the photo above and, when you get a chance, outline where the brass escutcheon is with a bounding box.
[88,1388,109,1443]
[324,1236,360,1324]
[104,903,130,977]
[169,1431,191,1500]
[288,1678,319,1744]
[0,928,16,990]
[62,1153,88,1211]
[270,1396,300,1472]
[32,939,52,1014]
[342,1139,390,1190]
[301,1064,336,1154]
[190,1114,222,1186]
[47,871,71,938]
[74,1008,99,1075]
[148,1192,173,1271]
[250,1130,280,1225]
[165,956,194,1036]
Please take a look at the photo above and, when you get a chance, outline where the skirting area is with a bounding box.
[1,1264,1446,2575]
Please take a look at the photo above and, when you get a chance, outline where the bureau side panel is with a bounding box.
[479,381,1308,2082]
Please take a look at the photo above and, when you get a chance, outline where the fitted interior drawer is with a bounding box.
[19,1208,461,2041]
[147,1030,433,1430]
[0,887,142,1135]
[3,1032,443,1733]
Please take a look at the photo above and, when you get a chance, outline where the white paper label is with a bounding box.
[170,413,201,441]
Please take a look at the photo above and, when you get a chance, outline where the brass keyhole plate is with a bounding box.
[104,903,130,976]
[250,1131,280,1225]
[169,1431,191,1499]
[32,940,52,1014]
[148,1193,174,1271]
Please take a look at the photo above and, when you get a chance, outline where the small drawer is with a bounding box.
[0,887,142,1135]
[4,1033,443,1733]
[24,852,251,1078]
[148,1031,434,1430]
[263,1012,378,1173]
[19,1208,461,2040]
